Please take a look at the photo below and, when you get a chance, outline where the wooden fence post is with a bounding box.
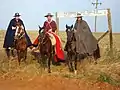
[55,12,59,34]
[107,8,113,53]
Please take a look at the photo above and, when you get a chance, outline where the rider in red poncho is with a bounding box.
[33,13,65,63]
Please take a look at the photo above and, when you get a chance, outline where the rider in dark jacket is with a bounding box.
[3,13,32,49]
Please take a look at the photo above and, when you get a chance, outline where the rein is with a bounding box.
[41,34,49,45]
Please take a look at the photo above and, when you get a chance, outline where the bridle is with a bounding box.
[15,23,25,40]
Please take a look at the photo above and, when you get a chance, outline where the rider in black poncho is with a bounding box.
[3,13,32,50]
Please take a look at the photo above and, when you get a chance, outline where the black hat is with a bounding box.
[44,13,53,17]
[14,13,21,17]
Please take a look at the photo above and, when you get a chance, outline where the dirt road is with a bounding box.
[0,75,119,90]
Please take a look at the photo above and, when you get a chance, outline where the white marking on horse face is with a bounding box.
[21,25,24,30]
[15,26,19,36]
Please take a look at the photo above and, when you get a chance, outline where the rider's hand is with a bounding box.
[12,26,16,30]
[74,29,77,33]
[48,29,52,32]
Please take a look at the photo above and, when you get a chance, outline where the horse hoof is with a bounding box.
[10,56,14,60]
[48,71,51,73]
[69,69,74,73]
[94,62,97,65]
[74,70,77,75]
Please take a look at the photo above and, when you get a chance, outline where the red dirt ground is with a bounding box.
[0,75,119,90]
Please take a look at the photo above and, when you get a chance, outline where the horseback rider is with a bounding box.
[33,13,65,62]
[3,13,32,52]
[33,13,57,47]
[74,13,100,59]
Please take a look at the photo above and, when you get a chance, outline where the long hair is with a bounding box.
[76,17,83,23]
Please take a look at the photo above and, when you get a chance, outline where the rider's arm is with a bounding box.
[51,21,57,32]
[8,19,16,30]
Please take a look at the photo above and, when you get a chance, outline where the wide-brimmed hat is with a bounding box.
[44,13,53,17]
[75,13,83,18]
[14,13,21,17]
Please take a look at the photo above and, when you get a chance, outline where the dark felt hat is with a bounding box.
[14,13,21,17]
[44,13,53,17]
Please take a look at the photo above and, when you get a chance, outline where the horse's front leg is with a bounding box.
[66,53,71,72]
[23,49,27,64]
[74,54,77,74]
[70,57,74,72]
[11,48,15,57]
[48,54,52,73]
[17,50,21,65]
[68,53,74,72]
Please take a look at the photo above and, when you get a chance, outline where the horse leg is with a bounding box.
[93,46,100,64]
[23,49,27,64]
[93,56,97,64]
[17,51,21,65]
[66,54,71,72]
[74,54,77,74]
[48,54,52,73]
[5,48,10,59]
[70,60,74,72]
[11,48,15,57]
[69,54,74,72]
[40,54,46,70]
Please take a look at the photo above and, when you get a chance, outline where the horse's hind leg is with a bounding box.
[5,48,10,59]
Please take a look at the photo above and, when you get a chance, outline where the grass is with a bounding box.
[98,72,120,86]
[0,30,120,86]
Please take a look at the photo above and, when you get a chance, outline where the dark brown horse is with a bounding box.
[14,22,27,65]
[65,24,100,74]
[38,26,53,73]
[64,25,77,74]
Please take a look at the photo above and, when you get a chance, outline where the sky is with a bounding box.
[0,0,119,32]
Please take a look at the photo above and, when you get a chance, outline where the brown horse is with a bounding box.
[38,26,53,73]
[14,22,27,65]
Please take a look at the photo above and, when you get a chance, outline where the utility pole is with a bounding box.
[92,0,102,32]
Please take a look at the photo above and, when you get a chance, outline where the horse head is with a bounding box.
[38,25,45,43]
[65,24,75,42]
[15,22,25,39]
[38,25,44,34]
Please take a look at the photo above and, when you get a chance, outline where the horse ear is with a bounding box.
[38,25,41,29]
[71,24,73,29]
[38,25,42,33]
[66,24,68,28]
[66,25,68,32]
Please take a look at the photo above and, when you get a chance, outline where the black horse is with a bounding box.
[65,24,100,74]
[38,26,53,73]
[64,25,78,74]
